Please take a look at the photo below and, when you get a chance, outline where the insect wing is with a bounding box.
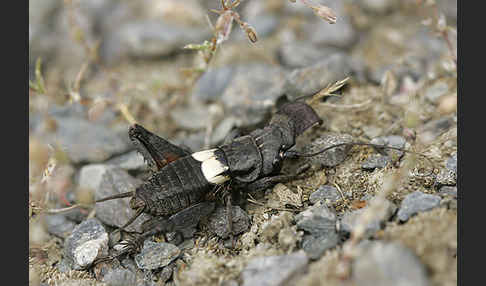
[129,124,191,171]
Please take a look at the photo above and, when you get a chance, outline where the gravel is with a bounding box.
[134,240,180,270]
[303,133,354,167]
[241,251,309,286]
[309,185,341,204]
[352,241,430,286]
[396,191,441,222]
[207,206,250,239]
[296,203,339,259]
[63,218,109,270]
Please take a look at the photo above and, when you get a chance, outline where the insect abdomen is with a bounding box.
[136,156,213,216]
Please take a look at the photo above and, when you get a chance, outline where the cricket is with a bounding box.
[91,101,431,264]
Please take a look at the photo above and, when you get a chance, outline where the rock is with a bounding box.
[101,20,210,65]
[303,133,354,167]
[309,185,341,204]
[44,214,76,238]
[159,263,177,283]
[92,166,151,233]
[370,135,406,159]
[134,241,180,270]
[446,153,457,173]
[241,251,309,286]
[362,154,391,170]
[352,241,430,286]
[418,117,455,144]
[278,43,341,68]
[425,80,450,103]
[284,53,353,100]
[192,66,236,102]
[339,200,397,238]
[396,191,441,222]
[32,104,131,164]
[357,0,398,14]
[296,203,339,259]
[102,268,138,286]
[64,218,109,270]
[220,64,287,127]
[106,151,148,172]
[207,206,250,239]
[439,186,457,199]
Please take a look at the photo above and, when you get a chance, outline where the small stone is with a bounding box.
[446,153,457,173]
[134,241,180,270]
[221,64,287,127]
[303,133,354,167]
[296,203,339,259]
[192,66,236,102]
[284,53,353,100]
[44,214,76,238]
[439,186,457,198]
[102,268,138,286]
[309,185,341,204]
[352,241,430,286]
[170,100,214,130]
[64,218,108,270]
[370,135,406,160]
[106,151,148,172]
[32,104,131,164]
[396,191,441,222]
[300,232,339,260]
[101,20,210,65]
[93,167,150,233]
[339,200,397,238]
[241,251,309,286]
[418,116,455,144]
[159,263,176,283]
[425,80,450,103]
[278,43,341,68]
[207,206,250,239]
[362,154,391,170]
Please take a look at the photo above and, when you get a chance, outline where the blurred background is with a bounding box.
[29,0,457,285]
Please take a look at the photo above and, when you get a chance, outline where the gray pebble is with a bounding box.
[362,154,391,170]
[92,166,151,233]
[446,153,457,173]
[159,263,176,284]
[425,80,450,103]
[296,203,339,259]
[397,191,441,222]
[134,241,180,270]
[34,104,130,164]
[418,116,455,143]
[278,43,341,68]
[241,251,309,286]
[303,133,354,167]
[192,66,236,102]
[370,135,406,159]
[309,185,341,204]
[221,64,287,127]
[339,200,397,238]
[106,150,148,172]
[101,20,210,65]
[207,206,250,239]
[102,268,138,286]
[64,218,108,270]
[439,186,457,199]
[284,53,353,100]
[301,231,339,260]
[44,214,76,238]
[352,241,430,286]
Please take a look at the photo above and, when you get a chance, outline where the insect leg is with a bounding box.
[245,164,311,193]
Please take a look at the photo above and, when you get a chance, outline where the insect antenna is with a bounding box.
[284,142,436,176]
[95,191,134,203]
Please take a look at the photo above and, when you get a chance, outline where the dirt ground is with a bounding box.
[29,1,457,285]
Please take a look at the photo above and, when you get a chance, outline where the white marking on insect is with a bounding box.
[201,157,230,184]
[191,149,218,162]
